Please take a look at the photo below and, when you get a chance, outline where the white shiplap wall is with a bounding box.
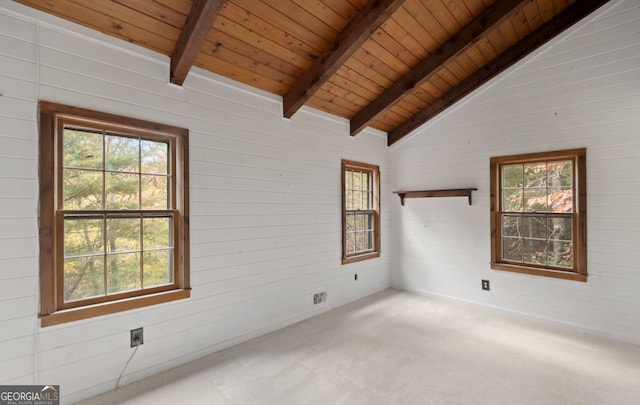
[0,2,389,403]
[389,0,640,344]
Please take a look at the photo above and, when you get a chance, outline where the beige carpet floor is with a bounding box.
[75,289,640,404]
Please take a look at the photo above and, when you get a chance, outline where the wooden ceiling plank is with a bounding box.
[195,49,290,94]
[421,0,463,36]
[354,44,409,82]
[388,0,610,146]
[405,0,449,45]
[371,27,421,68]
[381,16,430,62]
[170,0,226,85]
[233,0,330,52]
[334,65,386,96]
[484,25,511,55]
[16,0,176,54]
[154,0,192,16]
[197,35,302,90]
[497,16,520,47]
[393,6,440,53]
[350,0,529,136]
[319,0,362,21]
[344,57,395,89]
[113,0,187,29]
[221,2,322,64]
[509,6,532,39]
[69,0,181,41]
[282,0,406,119]
[522,0,544,32]
[213,14,313,70]
[536,0,555,22]
[477,36,499,61]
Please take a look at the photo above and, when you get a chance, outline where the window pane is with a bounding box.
[362,172,370,192]
[522,215,547,239]
[106,135,139,172]
[502,189,523,212]
[548,160,573,187]
[524,188,547,212]
[523,239,547,265]
[143,217,172,249]
[345,190,353,210]
[63,129,103,169]
[502,237,522,262]
[547,241,573,268]
[356,213,366,232]
[64,255,104,302]
[353,171,362,190]
[144,250,172,287]
[106,217,140,253]
[141,140,169,175]
[355,231,367,252]
[64,218,104,256]
[548,186,573,213]
[63,169,103,210]
[141,175,169,209]
[548,216,572,241]
[106,172,139,210]
[106,252,141,294]
[502,164,523,187]
[524,163,547,188]
[502,214,522,237]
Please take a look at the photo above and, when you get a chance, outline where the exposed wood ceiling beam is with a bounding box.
[387,0,611,146]
[282,0,406,119]
[170,0,226,85]
[350,0,531,137]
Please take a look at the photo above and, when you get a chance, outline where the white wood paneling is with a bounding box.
[389,0,640,344]
[0,2,389,403]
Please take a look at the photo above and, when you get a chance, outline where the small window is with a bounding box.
[342,160,380,264]
[490,149,587,281]
[39,102,190,326]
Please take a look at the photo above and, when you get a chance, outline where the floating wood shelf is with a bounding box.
[394,188,478,206]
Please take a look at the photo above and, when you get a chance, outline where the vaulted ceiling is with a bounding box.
[15,0,609,145]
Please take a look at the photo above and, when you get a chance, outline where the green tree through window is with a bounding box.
[62,130,173,301]
[39,102,190,326]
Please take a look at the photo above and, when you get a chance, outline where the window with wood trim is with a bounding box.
[490,149,587,282]
[38,102,190,326]
[342,160,380,264]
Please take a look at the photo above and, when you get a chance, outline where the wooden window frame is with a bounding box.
[38,101,190,327]
[342,160,380,264]
[490,148,587,282]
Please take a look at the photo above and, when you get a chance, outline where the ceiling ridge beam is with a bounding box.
[282,0,406,119]
[350,0,531,137]
[170,0,226,86]
[387,0,611,146]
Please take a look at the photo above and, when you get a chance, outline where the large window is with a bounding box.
[490,149,586,281]
[342,160,380,264]
[39,102,190,326]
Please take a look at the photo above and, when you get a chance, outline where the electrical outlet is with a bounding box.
[130,327,144,347]
[482,280,490,291]
[313,291,327,305]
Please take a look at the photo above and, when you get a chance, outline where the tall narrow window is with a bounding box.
[39,102,190,326]
[342,160,380,264]
[490,149,586,281]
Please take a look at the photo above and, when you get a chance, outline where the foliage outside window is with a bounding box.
[342,160,380,264]
[39,102,190,326]
[490,149,587,281]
